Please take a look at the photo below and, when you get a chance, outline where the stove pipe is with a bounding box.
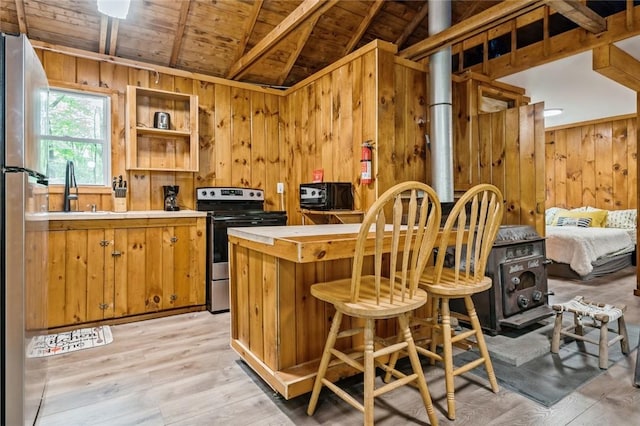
[428,0,454,203]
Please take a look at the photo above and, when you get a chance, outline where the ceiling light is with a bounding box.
[97,0,130,19]
[543,108,563,117]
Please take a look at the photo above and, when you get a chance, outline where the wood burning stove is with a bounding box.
[451,225,554,335]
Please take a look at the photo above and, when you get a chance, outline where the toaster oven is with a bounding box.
[299,182,354,210]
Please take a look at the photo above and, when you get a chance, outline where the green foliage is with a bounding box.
[39,89,109,185]
[46,91,105,139]
[44,140,104,185]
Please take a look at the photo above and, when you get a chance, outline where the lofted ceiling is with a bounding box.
[2,0,639,128]
[0,0,502,87]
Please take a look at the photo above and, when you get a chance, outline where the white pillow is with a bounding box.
[545,207,567,225]
[606,209,637,229]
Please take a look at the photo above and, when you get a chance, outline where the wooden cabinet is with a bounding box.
[125,86,199,172]
[47,217,206,328]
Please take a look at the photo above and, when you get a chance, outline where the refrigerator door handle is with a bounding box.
[2,166,49,185]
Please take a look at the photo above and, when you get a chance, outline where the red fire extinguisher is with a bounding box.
[361,141,373,185]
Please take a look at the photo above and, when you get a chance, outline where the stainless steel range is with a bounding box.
[451,224,554,334]
[196,187,287,313]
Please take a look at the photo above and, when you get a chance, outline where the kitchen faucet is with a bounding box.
[63,160,78,212]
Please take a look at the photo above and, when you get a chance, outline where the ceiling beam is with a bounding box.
[232,0,264,65]
[543,0,606,33]
[593,43,640,91]
[227,0,338,80]
[277,15,321,86]
[108,19,119,56]
[236,0,334,82]
[99,15,108,54]
[15,0,27,33]
[395,1,428,48]
[99,16,120,56]
[169,0,192,67]
[399,0,542,61]
[344,0,384,55]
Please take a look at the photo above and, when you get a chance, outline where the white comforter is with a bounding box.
[545,226,635,277]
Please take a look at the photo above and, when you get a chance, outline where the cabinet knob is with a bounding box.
[112,250,122,257]
[170,236,178,243]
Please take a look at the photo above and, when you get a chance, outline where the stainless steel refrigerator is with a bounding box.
[1,33,49,425]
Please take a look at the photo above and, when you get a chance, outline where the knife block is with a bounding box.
[112,195,127,212]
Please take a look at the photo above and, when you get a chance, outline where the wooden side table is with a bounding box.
[301,209,364,225]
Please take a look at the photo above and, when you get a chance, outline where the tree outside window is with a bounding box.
[40,88,110,185]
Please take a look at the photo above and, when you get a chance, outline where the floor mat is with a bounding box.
[27,326,113,358]
[454,322,639,407]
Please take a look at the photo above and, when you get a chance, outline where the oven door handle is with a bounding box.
[217,219,283,227]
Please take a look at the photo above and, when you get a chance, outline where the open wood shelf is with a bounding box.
[126,85,199,172]
[135,127,192,138]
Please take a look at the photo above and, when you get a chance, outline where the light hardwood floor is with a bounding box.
[36,268,640,425]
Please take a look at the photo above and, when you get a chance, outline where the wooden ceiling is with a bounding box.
[2,0,505,87]
[1,1,624,87]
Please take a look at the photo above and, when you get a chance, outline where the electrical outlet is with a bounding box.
[277,182,284,194]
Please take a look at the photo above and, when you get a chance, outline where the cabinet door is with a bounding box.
[86,229,111,321]
[47,229,108,327]
[48,230,66,327]
[113,227,150,317]
[162,223,205,309]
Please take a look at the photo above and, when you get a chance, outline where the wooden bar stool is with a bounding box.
[306,182,441,426]
[386,183,504,421]
[551,296,629,370]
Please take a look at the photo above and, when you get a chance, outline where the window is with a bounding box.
[39,88,111,185]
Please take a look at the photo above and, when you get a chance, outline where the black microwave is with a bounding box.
[299,182,354,210]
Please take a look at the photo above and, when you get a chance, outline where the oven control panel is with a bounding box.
[197,187,264,201]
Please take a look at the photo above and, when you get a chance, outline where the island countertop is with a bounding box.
[228,224,369,263]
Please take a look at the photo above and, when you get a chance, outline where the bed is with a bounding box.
[545,207,637,281]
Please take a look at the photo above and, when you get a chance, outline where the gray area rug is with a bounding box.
[479,317,557,366]
[454,319,640,407]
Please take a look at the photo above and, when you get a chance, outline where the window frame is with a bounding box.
[41,81,117,188]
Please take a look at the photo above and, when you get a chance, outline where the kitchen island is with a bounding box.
[227,224,430,399]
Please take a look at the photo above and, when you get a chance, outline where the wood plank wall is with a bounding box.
[545,115,638,210]
[452,74,546,233]
[37,50,284,213]
[282,47,429,224]
[472,103,546,232]
[37,41,427,221]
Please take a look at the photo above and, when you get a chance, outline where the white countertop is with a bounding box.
[29,209,207,221]
[228,224,363,245]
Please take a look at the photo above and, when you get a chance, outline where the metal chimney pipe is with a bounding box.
[428,0,454,202]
